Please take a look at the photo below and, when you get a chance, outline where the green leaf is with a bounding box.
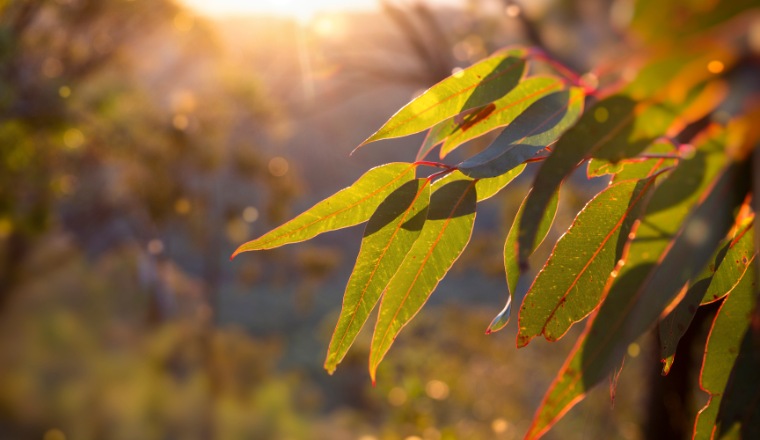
[712,324,760,440]
[231,163,417,255]
[518,87,706,267]
[610,142,679,184]
[522,126,730,440]
[436,76,566,158]
[586,141,677,180]
[416,120,450,161]
[702,223,755,304]
[517,95,640,268]
[487,186,560,334]
[434,166,525,202]
[517,176,657,347]
[357,48,528,148]
[625,159,751,343]
[659,237,732,375]
[695,259,757,440]
[457,88,585,179]
[369,179,477,381]
[324,179,431,374]
[694,395,723,440]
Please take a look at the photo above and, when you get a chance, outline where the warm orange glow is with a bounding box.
[181,0,462,21]
[707,60,724,73]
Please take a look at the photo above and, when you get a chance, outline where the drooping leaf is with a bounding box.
[358,48,528,148]
[436,76,566,158]
[624,158,751,344]
[231,163,417,255]
[369,179,477,381]
[434,165,525,202]
[518,86,710,267]
[325,179,431,374]
[702,223,755,304]
[659,237,732,375]
[517,176,657,347]
[523,125,730,440]
[712,324,760,440]
[457,88,584,179]
[516,96,645,268]
[416,120,451,161]
[694,259,757,440]
[487,186,560,334]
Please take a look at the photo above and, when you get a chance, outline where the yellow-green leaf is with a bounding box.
[416,120,451,161]
[517,176,657,347]
[358,48,528,148]
[437,76,565,158]
[518,85,708,268]
[325,179,431,374]
[522,125,730,440]
[695,259,757,439]
[702,224,755,304]
[232,163,417,255]
[458,88,585,179]
[434,166,525,203]
[369,179,477,382]
[487,186,560,334]
[711,325,760,439]
[659,236,732,375]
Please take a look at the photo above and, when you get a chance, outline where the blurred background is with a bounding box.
[2,0,752,439]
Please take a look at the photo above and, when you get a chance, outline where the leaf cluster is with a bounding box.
[233,1,760,438]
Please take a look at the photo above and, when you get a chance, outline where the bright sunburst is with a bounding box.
[181,0,378,21]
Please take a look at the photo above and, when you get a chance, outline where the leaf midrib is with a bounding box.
[371,180,477,370]
[233,165,417,255]
[446,82,564,147]
[328,179,431,367]
[530,176,656,344]
[365,60,525,144]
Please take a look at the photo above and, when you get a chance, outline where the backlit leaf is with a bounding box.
[369,179,477,381]
[659,237,731,375]
[702,223,755,304]
[695,259,757,440]
[487,187,560,334]
[231,163,416,255]
[586,141,676,180]
[434,166,525,202]
[325,179,431,374]
[518,87,708,267]
[517,176,657,347]
[712,325,760,439]
[523,125,729,440]
[610,142,678,184]
[358,48,528,148]
[437,76,565,158]
[416,120,450,161]
[625,158,751,343]
[457,88,585,179]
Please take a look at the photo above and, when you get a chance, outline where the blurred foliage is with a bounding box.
[4,0,759,439]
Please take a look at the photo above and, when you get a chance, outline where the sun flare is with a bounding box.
[181,0,378,21]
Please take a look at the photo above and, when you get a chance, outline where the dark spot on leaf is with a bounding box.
[677,323,684,331]
[688,305,695,314]
[742,257,748,264]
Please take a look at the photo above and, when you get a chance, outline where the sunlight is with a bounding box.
[181,0,464,21]
[181,0,377,21]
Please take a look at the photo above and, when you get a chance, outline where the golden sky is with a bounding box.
[181,0,461,20]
